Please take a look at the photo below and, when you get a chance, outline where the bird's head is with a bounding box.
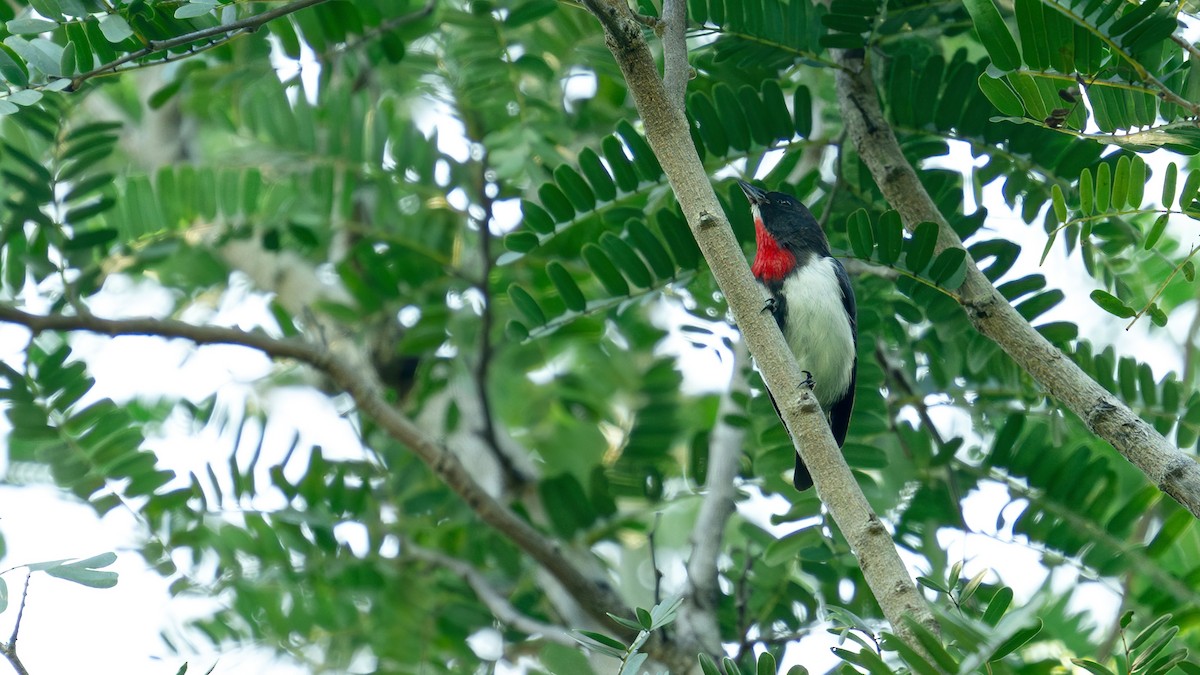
[737,180,831,281]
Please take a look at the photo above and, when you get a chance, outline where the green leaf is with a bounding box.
[793,85,813,137]
[874,210,903,264]
[554,164,596,212]
[1090,290,1135,319]
[756,652,777,675]
[1144,214,1169,250]
[978,73,1025,116]
[1162,162,1177,209]
[607,612,643,632]
[537,183,575,223]
[962,0,1021,71]
[905,221,938,273]
[577,148,616,202]
[847,209,873,259]
[507,284,546,326]
[722,657,743,675]
[1129,614,1174,651]
[1051,184,1068,222]
[582,243,629,296]
[929,248,967,288]
[0,43,28,87]
[521,199,556,234]
[98,14,134,43]
[506,0,557,26]
[983,586,1013,625]
[1080,168,1094,215]
[698,653,721,675]
[547,262,586,312]
[990,619,1042,660]
[1112,156,1130,211]
[174,1,218,18]
[7,18,58,34]
[576,629,627,653]
[1095,161,1112,212]
[599,232,652,288]
[1179,170,1200,211]
[1071,659,1116,675]
[626,220,675,279]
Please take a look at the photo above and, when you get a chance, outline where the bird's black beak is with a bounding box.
[737,180,767,205]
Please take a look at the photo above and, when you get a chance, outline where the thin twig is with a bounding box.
[733,545,754,660]
[405,542,575,647]
[0,574,31,675]
[73,0,332,84]
[648,512,664,606]
[69,0,434,88]
[473,153,527,490]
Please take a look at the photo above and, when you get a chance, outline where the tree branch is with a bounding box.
[69,0,434,87]
[832,48,1200,520]
[660,0,689,112]
[680,340,747,655]
[578,0,937,652]
[0,305,628,629]
[0,574,31,675]
[473,153,528,491]
[405,542,576,647]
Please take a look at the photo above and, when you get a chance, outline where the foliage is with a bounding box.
[0,0,1196,672]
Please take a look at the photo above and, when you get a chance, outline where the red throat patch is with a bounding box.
[751,218,795,282]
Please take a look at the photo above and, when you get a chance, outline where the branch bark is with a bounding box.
[833,48,1200,519]
[660,0,689,112]
[579,0,937,651]
[0,306,633,634]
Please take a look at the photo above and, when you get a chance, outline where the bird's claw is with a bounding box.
[800,370,815,389]
[761,297,777,315]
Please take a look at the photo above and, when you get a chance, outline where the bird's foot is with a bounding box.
[761,297,776,315]
[800,370,815,389]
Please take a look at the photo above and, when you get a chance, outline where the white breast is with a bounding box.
[766,258,855,410]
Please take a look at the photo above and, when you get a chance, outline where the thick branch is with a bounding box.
[833,49,1200,519]
[0,306,626,626]
[406,542,575,647]
[660,0,689,112]
[579,0,936,652]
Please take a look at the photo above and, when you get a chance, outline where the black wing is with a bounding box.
[829,258,857,447]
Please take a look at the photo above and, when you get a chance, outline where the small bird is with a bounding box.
[737,180,858,491]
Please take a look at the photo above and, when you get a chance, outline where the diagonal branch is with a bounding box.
[405,542,575,647]
[577,0,937,654]
[832,48,1200,519]
[0,305,629,629]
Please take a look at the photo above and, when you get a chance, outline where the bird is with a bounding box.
[737,180,858,491]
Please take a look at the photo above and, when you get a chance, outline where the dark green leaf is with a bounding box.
[583,244,630,296]
[962,0,1022,71]
[507,284,546,326]
[1090,290,1135,318]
